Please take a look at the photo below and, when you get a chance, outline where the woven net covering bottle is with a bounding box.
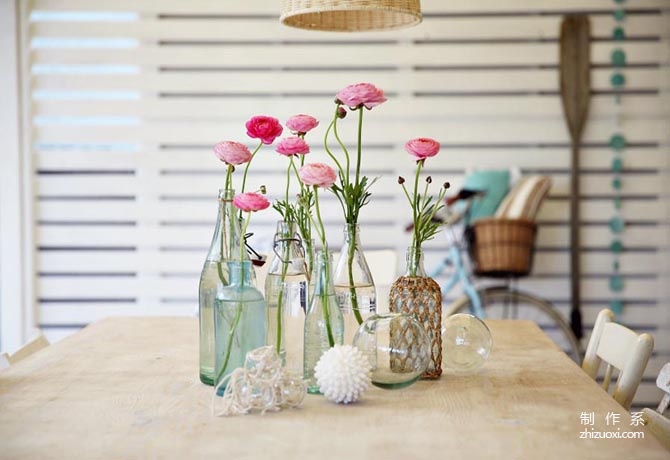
[280,0,422,32]
[389,247,442,379]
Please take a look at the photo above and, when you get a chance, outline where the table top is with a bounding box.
[0,317,666,459]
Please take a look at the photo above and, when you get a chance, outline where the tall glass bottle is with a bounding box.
[265,221,308,371]
[333,224,376,345]
[304,249,344,394]
[214,260,266,393]
[198,189,241,385]
[389,247,442,379]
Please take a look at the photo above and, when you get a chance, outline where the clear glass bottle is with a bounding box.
[389,246,442,379]
[198,189,241,385]
[333,224,376,345]
[265,221,308,370]
[214,260,267,393]
[303,249,344,394]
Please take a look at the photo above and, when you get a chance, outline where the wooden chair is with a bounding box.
[642,408,670,450]
[581,309,654,410]
[7,333,50,365]
[0,352,10,370]
[653,362,670,415]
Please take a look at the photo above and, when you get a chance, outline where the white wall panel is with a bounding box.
[24,0,670,408]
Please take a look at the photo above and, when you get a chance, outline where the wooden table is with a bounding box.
[0,318,666,459]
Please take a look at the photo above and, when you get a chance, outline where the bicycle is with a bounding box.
[430,189,583,363]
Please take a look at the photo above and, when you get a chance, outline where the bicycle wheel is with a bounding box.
[446,286,582,363]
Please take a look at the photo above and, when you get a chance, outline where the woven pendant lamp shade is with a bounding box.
[280,0,422,32]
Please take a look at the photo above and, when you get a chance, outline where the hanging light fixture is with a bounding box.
[280,0,422,32]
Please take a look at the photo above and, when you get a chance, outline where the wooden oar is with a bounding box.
[559,15,591,341]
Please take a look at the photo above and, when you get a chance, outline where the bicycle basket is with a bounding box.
[469,218,537,277]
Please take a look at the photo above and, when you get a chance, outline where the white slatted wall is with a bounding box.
[24,0,670,407]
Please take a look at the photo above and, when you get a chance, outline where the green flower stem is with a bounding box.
[224,164,233,191]
[215,211,251,385]
[240,141,263,194]
[214,295,243,385]
[347,224,364,325]
[332,106,350,184]
[355,108,363,186]
[275,244,289,355]
[313,186,335,347]
[411,160,424,276]
[323,117,346,179]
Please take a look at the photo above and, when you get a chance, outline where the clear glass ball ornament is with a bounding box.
[353,313,430,389]
[441,313,492,374]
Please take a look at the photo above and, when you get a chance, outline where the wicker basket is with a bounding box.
[470,218,537,278]
[280,0,422,32]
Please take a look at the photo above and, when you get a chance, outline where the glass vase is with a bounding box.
[334,224,376,345]
[214,260,267,394]
[389,247,442,379]
[265,221,308,371]
[303,249,344,394]
[198,188,242,385]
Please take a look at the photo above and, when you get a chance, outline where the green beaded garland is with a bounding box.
[610,240,623,254]
[609,274,624,292]
[611,49,626,67]
[609,216,624,233]
[612,157,623,172]
[611,73,625,87]
[612,177,622,190]
[613,27,625,41]
[613,9,626,22]
[609,133,626,151]
[614,197,622,210]
[610,299,624,315]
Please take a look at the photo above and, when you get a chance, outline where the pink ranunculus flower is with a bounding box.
[233,192,271,212]
[213,141,253,165]
[405,137,441,161]
[276,137,310,156]
[245,115,283,144]
[336,83,387,110]
[299,163,337,188]
[286,114,319,134]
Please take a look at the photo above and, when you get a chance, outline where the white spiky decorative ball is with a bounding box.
[314,345,372,404]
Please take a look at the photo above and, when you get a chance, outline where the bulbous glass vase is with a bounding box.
[389,247,442,379]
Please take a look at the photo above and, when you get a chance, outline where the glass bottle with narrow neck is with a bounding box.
[303,249,343,394]
[389,246,442,379]
[198,189,242,385]
[333,224,376,345]
[214,260,266,394]
[265,221,308,371]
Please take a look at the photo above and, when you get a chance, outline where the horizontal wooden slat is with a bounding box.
[31,68,665,93]
[32,95,669,119]
[29,16,669,41]
[29,0,670,14]
[30,42,665,67]
[34,147,670,171]
[32,118,670,144]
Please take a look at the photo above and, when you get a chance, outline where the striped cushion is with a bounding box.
[495,175,552,221]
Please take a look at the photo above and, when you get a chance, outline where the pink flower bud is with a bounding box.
[298,163,337,188]
[335,83,387,110]
[275,136,310,157]
[232,192,271,212]
[213,141,253,165]
[405,137,440,161]
[286,114,319,135]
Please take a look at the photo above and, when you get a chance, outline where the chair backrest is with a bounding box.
[582,309,654,410]
[0,352,10,370]
[8,333,50,365]
[642,408,670,451]
[655,362,670,415]
[495,175,552,221]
